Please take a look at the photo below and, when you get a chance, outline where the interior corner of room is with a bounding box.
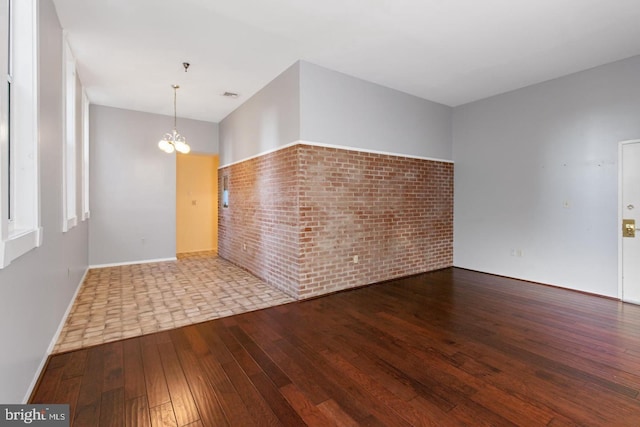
[2,0,640,412]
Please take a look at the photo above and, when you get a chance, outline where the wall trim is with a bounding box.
[219,140,454,169]
[177,249,217,255]
[454,266,619,300]
[23,266,89,403]
[89,257,178,269]
[46,267,90,355]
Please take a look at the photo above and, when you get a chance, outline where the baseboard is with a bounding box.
[452,265,619,300]
[176,249,216,255]
[23,266,89,403]
[89,257,177,269]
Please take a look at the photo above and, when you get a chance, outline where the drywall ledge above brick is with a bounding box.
[219,140,454,169]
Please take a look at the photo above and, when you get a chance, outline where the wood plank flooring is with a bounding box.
[31,268,640,426]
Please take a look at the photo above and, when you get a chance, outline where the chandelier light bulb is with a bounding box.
[158,137,176,153]
[158,139,170,151]
[175,141,190,154]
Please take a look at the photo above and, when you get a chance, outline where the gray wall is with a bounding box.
[300,61,453,160]
[219,60,453,167]
[0,0,88,403]
[219,62,300,166]
[453,55,640,297]
[89,105,218,266]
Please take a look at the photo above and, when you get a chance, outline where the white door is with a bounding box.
[621,141,640,304]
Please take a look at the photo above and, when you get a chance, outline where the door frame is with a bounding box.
[618,139,640,301]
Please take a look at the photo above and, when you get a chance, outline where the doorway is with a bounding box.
[620,140,640,304]
[176,153,219,254]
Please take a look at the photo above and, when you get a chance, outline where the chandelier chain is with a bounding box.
[173,85,179,130]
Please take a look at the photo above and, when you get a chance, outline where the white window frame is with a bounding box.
[62,34,77,232]
[81,89,89,220]
[0,0,41,269]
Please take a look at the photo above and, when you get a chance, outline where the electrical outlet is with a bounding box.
[243,243,247,251]
[353,255,359,264]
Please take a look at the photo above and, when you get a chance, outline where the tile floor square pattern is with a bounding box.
[53,252,295,354]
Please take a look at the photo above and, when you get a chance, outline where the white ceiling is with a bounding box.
[52,0,640,123]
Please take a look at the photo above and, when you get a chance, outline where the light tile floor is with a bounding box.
[53,251,295,354]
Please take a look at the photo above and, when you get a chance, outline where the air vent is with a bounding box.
[222,91,239,98]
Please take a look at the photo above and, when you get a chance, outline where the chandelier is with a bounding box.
[158,84,190,154]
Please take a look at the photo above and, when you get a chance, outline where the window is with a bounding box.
[62,36,77,232]
[223,175,229,208]
[2,0,12,224]
[0,0,40,268]
[81,89,89,220]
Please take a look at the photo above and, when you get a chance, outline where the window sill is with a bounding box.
[0,227,42,268]
[63,216,77,233]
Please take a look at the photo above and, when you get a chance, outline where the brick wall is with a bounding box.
[297,145,453,298]
[219,143,453,299]
[218,145,302,297]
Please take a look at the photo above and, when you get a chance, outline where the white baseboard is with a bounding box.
[89,257,177,269]
[176,249,216,255]
[23,266,89,403]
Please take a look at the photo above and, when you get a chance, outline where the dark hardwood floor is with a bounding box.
[31,268,640,426]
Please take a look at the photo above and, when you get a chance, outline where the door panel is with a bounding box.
[176,154,219,254]
[622,142,640,303]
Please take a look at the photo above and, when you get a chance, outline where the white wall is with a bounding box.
[219,62,300,166]
[0,0,88,403]
[300,61,452,161]
[89,105,218,266]
[453,55,640,297]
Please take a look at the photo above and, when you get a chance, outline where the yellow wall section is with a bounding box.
[176,154,219,254]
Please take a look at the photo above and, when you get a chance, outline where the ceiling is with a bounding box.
[52,0,640,123]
